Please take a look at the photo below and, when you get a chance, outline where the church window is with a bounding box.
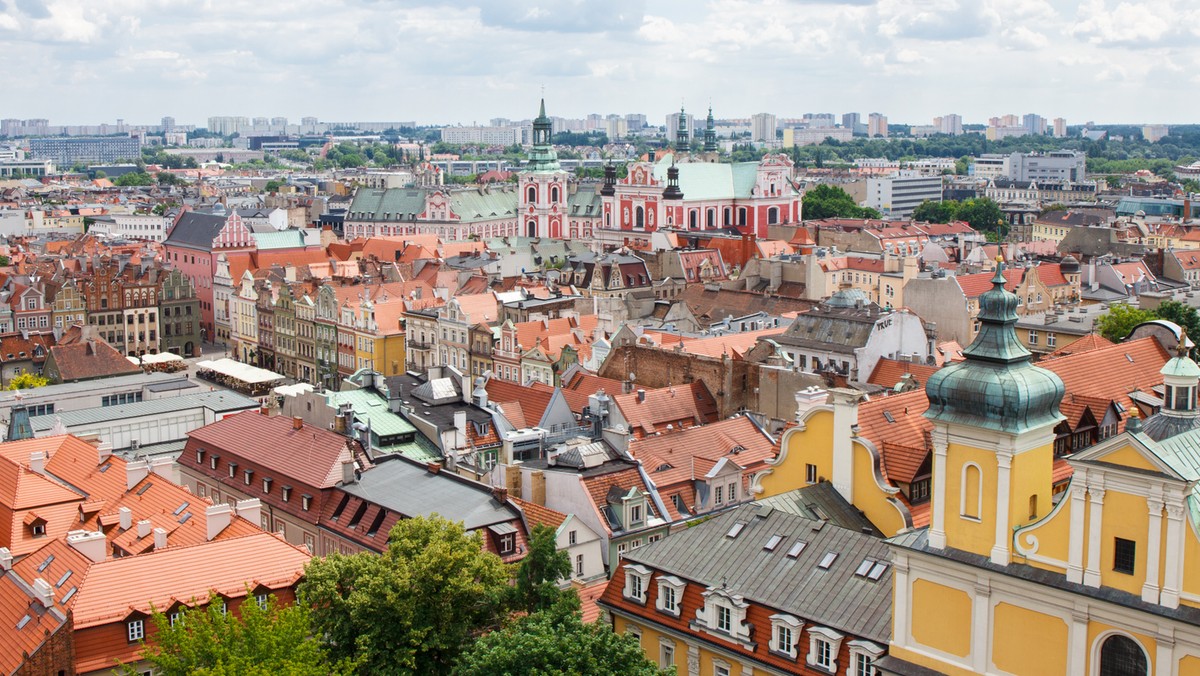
[527,186,536,203]
[551,186,560,202]
[689,210,698,229]
[1113,538,1136,574]
[960,463,982,520]
[1098,634,1148,676]
[706,209,715,229]
[768,207,780,225]
[635,206,645,229]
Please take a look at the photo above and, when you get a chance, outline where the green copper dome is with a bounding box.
[526,98,561,173]
[925,263,1065,434]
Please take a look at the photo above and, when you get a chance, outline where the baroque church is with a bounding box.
[342,100,804,242]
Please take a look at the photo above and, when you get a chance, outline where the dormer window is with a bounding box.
[228,462,237,479]
[629,503,643,526]
[807,626,845,672]
[301,494,312,511]
[656,575,685,617]
[282,486,292,502]
[699,587,750,644]
[243,469,253,486]
[622,563,650,604]
[210,455,219,470]
[262,477,272,494]
[195,449,205,464]
[769,614,804,659]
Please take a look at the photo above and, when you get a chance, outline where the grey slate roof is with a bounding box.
[624,502,893,642]
[770,303,881,354]
[343,456,517,530]
[755,482,882,535]
[163,211,228,251]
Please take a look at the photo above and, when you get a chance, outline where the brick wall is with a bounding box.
[16,613,75,676]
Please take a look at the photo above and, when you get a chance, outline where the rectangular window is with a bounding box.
[630,504,642,524]
[169,612,181,628]
[256,593,269,610]
[806,463,818,484]
[661,586,677,613]
[127,619,144,642]
[660,643,674,669]
[1114,537,1136,574]
[715,485,723,505]
[855,652,874,676]
[576,554,584,577]
[1028,330,1039,346]
[568,530,577,545]
[630,575,643,600]
[728,481,736,501]
[815,638,833,668]
[775,625,793,653]
[714,666,730,676]
[1047,332,1057,347]
[716,605,732,632]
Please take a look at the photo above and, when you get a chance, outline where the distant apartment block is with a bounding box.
[935,114,963,136]
[1053,117,1068,137]
[751,113,777,142]
[665,112,695,144]
[784,127,852,146]
[440,126,524,145]
[1144,125,1170,143]
[1009,150,1086,183]
[868,113,888,138]
[842,112,866,135]
[863,172,943,218]
[28,136,141,164]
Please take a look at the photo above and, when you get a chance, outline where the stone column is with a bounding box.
[1084,487,1105,588]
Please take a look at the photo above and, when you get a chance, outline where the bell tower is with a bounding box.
[923,261,1065,564]
[519,98,567,238]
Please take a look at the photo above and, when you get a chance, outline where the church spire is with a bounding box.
[704,104,717,153]
[526,97,560,172]
[675,104,689,151]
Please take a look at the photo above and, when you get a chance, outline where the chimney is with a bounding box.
[341,459,356,484]
[260,404,269,416]
[206,503,233,541]
[118,506,133,530]
[32,578,53,608]
[126,459,150,490]
[29,451,45,476]
[152,527,167,550]
[136,519,152,538]
[0,548,12,571]
[334,411,347,434]
[97,441,112,465]
[827,388,862,503]
[66,530,107,563]
[454,411,467,442]
[149,457,177,482]
[234,499,261,527]
[531,470,546,506]
[292,416,304,431]
[491,485,508,503]
[636,388,646,403]
[427,461,441,475]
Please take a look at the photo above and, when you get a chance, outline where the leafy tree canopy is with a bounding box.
[299,515,512,675]
[6,372,47,390]
[124,593,354,676]
[1095,303,1158,342]
[512,524,572,614]
[453,604,671,676]
[802,184,882,220]
[114,171,154,187]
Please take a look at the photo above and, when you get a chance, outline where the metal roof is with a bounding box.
[29,391,259,430]
[624,502,892,642]
[342,456,517,530]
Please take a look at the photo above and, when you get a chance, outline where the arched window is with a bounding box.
[527,220,537,238]
[689,210,698,229]
[526,186,536,204]
[635,206,645,229]
[1028,494,1038,520]
[706,209,715,229]
[551,186,560,203]
[738,207,748,226]
[961,463,982,519]
[1099,634,1148,676]
[723,207,732,226]
[768,207,780,225]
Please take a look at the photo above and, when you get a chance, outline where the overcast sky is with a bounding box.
[1,0,1197,127]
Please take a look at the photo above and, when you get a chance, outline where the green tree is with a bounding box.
[6,372,48,390]
[300,515,512,675]
[512,524,572,614]
[912,199,960,224]
[264,180,283,193]
[156,172,183,186]
[1095,303,1157,342]
[114,171,154,186]
[124,593,353,676]
[94,170,107,179]
[954,198,1005,235]
[802,184,882,220]
[453,605,670,676]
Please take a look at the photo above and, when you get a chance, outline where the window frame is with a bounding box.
[127,618,145,643]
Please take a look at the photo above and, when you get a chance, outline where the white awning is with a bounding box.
[127,352,185,365]
[196,358,285,384]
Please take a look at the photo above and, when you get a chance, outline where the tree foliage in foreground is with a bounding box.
[1095,303,1158,342]
[6,372,48,390]
[453,604,672,676]
[802,184,882,220]
[512,523,572,614]
[125,593,353,676]
[299,515,513,675]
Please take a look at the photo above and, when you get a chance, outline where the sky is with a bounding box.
[1,0,1198,127]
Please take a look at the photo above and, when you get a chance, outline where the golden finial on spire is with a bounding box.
[1179,327,1190,358]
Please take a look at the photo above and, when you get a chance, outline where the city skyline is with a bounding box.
[1,0,1198,126]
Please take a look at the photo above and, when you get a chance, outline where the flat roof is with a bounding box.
[29,390,260,430]
[196,358,285,384]
[0,372,192,405]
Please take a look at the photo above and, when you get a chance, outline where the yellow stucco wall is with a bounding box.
[1008,443,1054,531]
[1101,447,1162,474]
[1098,489,1149,596]
[613,613,736,676]
[1014,481,1073,570]
[944,443,998,557]
[1179,654,1200,676]
[852,441,908,536]
[1182,520,1200,608]
[911,579,972,658]
[759,409,835,497]
[991,602,1068,675]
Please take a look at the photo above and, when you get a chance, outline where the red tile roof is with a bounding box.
[866,359,940,390]
[185,411,366,489]
[512,497,568,532]
[1040,336,1169,412]
[610,382,719,438]
[47,339,141,382]
[1045,333,1115,358]
[856,390,932,485]
[632,417,776,491]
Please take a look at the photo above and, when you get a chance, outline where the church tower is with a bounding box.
[674,105,689,152]
[923,261,1065,564]
[519,98,568,238]
[704,105,717,153]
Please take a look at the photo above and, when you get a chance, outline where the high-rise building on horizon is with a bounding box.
[868,113,888,138]
[936,114,963,136]
[1053,117,1068,138]
[750,112,777,142]
[1023,113,1048,136]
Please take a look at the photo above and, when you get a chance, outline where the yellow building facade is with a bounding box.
[880,268,1200,676]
